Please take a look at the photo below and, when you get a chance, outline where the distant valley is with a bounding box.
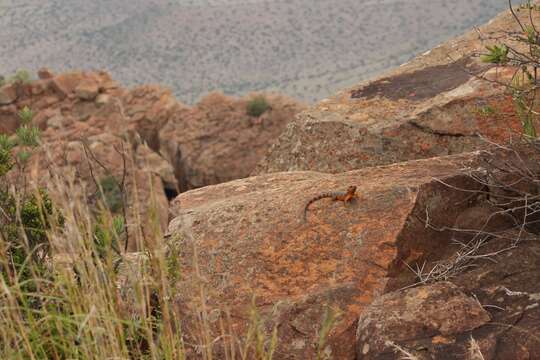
[0,0,508,104]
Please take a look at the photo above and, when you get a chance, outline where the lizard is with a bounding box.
[303,185,357,221]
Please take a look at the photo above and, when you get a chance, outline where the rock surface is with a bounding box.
[0,71,304,193]
[166,152,489,358]
[0,70,303,250]
[356,282,491,359]
[254,8,539,175]
[355,228,540,360]
[159,91,305,191]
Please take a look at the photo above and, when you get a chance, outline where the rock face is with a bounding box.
[254,8,538,175]
[355,227,540,360]
[166,152,492,358]
[356,282,491,358]
[0,70,303,249]
[159,92,305,191]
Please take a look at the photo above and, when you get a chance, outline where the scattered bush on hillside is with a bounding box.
[480,0,540,138]
[8,69,33,84]
[246,95,271,117]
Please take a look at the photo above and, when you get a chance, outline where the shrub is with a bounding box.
[480,0,540,138]
[0,107,61,314]
[98,175,124,213]
[246,95,271,117]
[9,69,33,84]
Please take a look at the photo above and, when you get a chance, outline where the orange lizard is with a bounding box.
[303,185,357,221]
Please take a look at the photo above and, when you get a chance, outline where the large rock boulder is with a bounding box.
[254,7,537,175]
[166,152,493,358]
[355,228,540,359]
[159,92,305,191]
[356,282,491,359]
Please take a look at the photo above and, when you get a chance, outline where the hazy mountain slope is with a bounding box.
[0,0,507,104]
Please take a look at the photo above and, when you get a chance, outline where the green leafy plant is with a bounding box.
[480,44,509,64]
[246,95,271,117]
[93,213,124,259]
[0,134,15,177]
[98,175,124,213]
[479,0,540,137]
[477,105,496,117]
[9,69,33,84]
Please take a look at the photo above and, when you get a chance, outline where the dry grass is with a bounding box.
[0,153,341,359]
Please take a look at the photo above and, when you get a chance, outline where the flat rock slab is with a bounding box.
[167,153,485,358]
[255,8,538,175]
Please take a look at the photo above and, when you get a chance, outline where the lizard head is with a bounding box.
[347,185,357,195]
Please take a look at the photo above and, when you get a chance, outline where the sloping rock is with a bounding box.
[75,81,99,101]
[159,92,305,191]
[254,8,537,175]
[166,152,490,359]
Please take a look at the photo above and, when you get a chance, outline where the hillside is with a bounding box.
[0,0,506,104]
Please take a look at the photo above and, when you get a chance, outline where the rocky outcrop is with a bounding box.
[159,91,305,191]
[165,151,502,358]
[0,70,304,250]
[254,8,538,175]
[0,70,304,193]
[355,227,540,360]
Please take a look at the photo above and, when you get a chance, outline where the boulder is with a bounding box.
[355,228,540,360]
[355,282,491,359]
[254,8,538,175]
[123,85,184,151]
[48,72,86,99]
[37,68,55,80]
[166,152,488,358]
[159,92,305,191]
[75,81,100,101]
[0,82,19,105]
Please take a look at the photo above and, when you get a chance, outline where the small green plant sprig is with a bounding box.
[480,45,509,64]
[98,175,124,214]
[247,95,271,117]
